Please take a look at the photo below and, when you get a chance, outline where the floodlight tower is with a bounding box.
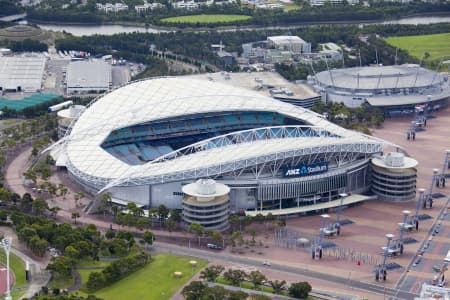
[411,188,426,231]
[392,210,410,256]
[424,169,439,208]
[375,234,394,281]
[406,121,416,141]
[1,237,13,300]
[312,214,329,260]
[437,150,450,188]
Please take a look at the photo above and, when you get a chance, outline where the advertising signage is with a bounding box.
[283,161,328,178]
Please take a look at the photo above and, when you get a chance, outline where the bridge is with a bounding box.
[0,13,27,23]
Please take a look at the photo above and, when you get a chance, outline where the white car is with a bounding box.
[262,261,271,266]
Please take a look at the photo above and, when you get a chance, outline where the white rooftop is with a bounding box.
[0,55,45,92]
[268,36,307,44]
[51,77,392,189]
[66,60,111,90]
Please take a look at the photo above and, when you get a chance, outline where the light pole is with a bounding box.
[1,237,13,300]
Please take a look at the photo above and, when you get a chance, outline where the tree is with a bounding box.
[223,269,246,286]
[200,265,224,282]
[21,193,33,211]
[229,215,240,231]
[209,230,223,246]
[289,282,312,299]
[72,212,80,224]
[86,271,106,291]
[182,281,206,300]
[157,204,169,225]
[32,198,49,216]
[28,235,48,256]
[269,279,286,294]
[58,184,68,199]
[47,256,74,279]
[143,230,154,249]
[228,290,248,300]
[247,270,266,289]
[65,245,80,260]
[203,285,227,300]
[170,209,182,223]
[190,223,204,236]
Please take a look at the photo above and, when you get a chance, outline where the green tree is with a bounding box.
[86,271,106,291]
[157,204,169,225]
[203,285,227,300]
[32,198,49,216]
[47,256,74,279]
[65,245,80,260]
[247,270,266,289]
[200,265,225,282]
[182,281,206,300]
[223,269,246,286]
[228,290,248,300]
[269,279,286,294]
[289,282,312,299]
[72,212,80,224]
[143,230,154,249]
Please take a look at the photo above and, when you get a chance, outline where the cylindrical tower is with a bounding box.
[371,152,418,201]
[182,179,230,231]
[57,105,85,138]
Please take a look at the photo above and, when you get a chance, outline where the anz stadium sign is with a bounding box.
[284,161,329,178]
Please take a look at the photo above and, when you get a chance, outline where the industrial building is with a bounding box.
[66,60,112,94]
[0,55,46,93]
[50,76,418,227]
[309,64,450,114]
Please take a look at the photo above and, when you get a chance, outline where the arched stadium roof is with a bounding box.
[51,77,394,190]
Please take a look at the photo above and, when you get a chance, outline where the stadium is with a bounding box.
[309,65,450,116]
[50,77,417,229]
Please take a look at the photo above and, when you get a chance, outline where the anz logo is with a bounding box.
[284,161,328,178]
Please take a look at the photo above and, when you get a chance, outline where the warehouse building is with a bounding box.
[66,60,112,94]
[0,55,46,93]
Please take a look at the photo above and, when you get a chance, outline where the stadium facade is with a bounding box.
[51,77,417,224]
[309,65,450,116]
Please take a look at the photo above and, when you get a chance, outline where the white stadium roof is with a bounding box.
[51,77,393,189]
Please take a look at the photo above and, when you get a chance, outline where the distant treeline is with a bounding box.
[0,38,48,52]
[0,0,23,17]
[27,2,450,27]
[55,23,449,73]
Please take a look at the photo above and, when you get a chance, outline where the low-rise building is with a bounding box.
[66,60,112,94]
[96,2,129,13]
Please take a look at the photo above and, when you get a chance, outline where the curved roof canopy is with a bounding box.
[52,77,393,190]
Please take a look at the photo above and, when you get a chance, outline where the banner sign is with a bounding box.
[283,161,328,178]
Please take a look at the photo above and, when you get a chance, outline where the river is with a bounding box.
[34,15,450,36]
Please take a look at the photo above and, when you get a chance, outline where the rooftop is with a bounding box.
[0,55,46,92]
[66,60,112,89]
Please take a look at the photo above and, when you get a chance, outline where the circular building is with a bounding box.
[57,105,86,138]
[309,65,449,115]
[50,76,408,216]
[182,179,230,230]
[371,152,418,201]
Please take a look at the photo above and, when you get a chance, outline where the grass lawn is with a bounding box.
[385,33,450,64]
[0,251,27,300]
[161,14,252,24]
[49,276,75,290]
[79,254,207,300]
[284,4,302,11]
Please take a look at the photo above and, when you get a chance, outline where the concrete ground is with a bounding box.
[3,106,449,299]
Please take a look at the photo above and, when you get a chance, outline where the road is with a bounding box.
[154,242,418,300]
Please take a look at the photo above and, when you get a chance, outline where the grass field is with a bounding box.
[161,14,252,24]
[79,254,207,300]
[385,33,450,63]
[0,251,27,300]
[284,4,301,11]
